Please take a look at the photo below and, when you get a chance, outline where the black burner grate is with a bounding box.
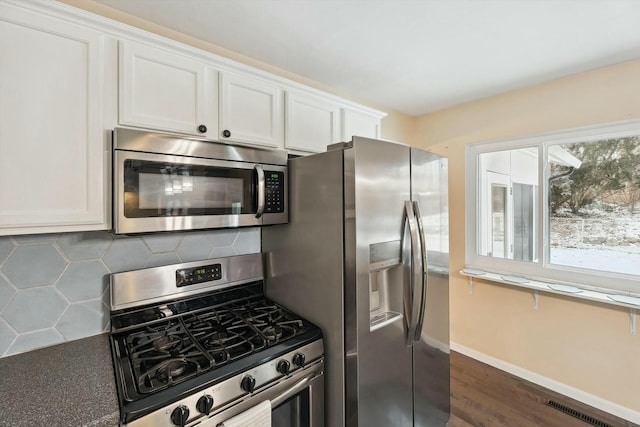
[126,321,210,393]
[184,308,267,366]
[120,297,312,395]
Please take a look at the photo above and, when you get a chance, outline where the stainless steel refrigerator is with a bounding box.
[262,137,450,427]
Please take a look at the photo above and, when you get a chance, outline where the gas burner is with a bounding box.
[155,359,186,383]
[262,325,283,341]
[202,331,229,349]
[152,334,182,353]
[139,357,203,391]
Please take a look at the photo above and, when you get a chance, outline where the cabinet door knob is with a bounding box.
[222,129,231,138]
[198,124,207,133]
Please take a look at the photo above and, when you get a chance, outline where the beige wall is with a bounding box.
[415,59,640,414]
[58,0,415,145]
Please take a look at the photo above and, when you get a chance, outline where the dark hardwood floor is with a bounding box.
[448,351,637,427]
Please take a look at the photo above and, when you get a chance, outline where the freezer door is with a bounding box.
[346,137,414,427]
[411,148,450,426]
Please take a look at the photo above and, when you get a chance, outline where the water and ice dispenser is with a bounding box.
[369,240,405,332]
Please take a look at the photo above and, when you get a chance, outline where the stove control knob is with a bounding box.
[292,353,306,367]
[196,394,214,415]
[170,405,190,427]
[277,359,291,375]
[240,375,256,393]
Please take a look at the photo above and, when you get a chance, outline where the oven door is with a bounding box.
[114,150,287,234]
[198,361,324,427]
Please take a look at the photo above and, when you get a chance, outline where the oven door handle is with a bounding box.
[254,165,266,218]
[270,372,317,408]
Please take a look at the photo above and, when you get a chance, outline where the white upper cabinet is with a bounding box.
[219,71,284,148]
[0,0,387,237]
[119,40,218,139]
[342,107,383,141]
[285,91,341,154]
[0,2,114,235]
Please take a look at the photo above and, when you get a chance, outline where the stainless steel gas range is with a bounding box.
[109,253,324,427]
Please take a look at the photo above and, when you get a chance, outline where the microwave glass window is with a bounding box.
[137,174,244,210]
[123,160,254,217]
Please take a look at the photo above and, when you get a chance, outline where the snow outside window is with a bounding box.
[466,121,640,294]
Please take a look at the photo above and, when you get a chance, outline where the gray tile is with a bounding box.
[6,328,64,356]
[143,233,184,253]
[0,275,16,312]
[57,231,113,261]
[56,300,108,340]
[177,232,216,262]
[2,287,67,333]
[211,247,236,258]
[145,253,181,268]
[102,238,151,273]
[56,260,109,302]
[210,229,238,247]
[0,237,16,265]
[1,244,68,288]
[232,228,261,255]
[0,319,16,356]
[13,233,60,244]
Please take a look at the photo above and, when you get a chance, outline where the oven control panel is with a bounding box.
[176,264,222,287]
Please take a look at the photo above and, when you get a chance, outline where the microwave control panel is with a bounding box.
[265,171,285,213]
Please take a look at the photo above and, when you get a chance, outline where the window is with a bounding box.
[466,121,640,294]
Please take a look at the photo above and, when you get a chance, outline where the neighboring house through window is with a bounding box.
[466,121,640,294]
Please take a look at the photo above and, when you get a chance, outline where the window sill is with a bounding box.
[459,268,639,334]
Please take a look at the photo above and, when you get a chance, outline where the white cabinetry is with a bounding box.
[0,2,113,235]
[219,71,284,148]
[285,91,340,154]
[342,107,383,140]
[0,0,387,237]
[119,40,217,139]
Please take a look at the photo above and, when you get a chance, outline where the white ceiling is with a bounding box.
[93,0,640,116]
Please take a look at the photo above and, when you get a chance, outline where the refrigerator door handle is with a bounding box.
[401,200,421,346]
[413,201,428,343]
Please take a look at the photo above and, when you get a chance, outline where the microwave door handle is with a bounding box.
[255,165,265,218]
[413,201,428,343]
[402,201,420,346]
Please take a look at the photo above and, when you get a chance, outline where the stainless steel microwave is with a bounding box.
[112,128,288,234]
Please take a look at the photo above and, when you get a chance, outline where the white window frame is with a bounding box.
[466,120,640,294]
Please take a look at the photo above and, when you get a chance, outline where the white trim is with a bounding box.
[460,269,640,308]
[450,342,640,425]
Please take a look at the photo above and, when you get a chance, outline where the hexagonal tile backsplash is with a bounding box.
[0,228,260,357]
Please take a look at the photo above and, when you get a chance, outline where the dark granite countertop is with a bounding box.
[0,333,119,427]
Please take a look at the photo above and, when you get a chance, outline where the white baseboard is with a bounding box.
[450,342,640,425]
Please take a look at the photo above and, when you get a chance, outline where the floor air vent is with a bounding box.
[545,400,613,427]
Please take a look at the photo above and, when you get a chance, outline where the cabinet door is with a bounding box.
[342,108,382,140]
[120,40,217,138]
[285,91,340,154]
[219,71,283,148]
[0,4,110,234]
